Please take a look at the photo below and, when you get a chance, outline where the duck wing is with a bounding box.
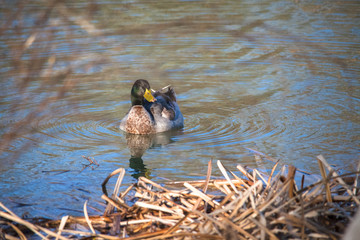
[150,85,184,131]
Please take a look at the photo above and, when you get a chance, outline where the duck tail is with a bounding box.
[166,86,176,102]
[154,85,177,102]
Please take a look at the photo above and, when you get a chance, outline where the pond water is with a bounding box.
[0,0,359,218]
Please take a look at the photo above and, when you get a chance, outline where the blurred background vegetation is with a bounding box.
[0,0,106,157]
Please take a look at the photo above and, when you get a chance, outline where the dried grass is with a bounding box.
[1,155,359,239]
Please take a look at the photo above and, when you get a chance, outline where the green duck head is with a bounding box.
[131,79,157,106]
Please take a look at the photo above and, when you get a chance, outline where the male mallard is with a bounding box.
[120,79,184,134]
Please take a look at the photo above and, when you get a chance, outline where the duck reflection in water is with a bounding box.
[125,130,182,179]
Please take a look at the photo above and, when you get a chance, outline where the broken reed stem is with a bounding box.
[317,157,332,203]
[317,155,360,205]
[102,168,125,197]
[138,177,170,193]
[287,165,296,199]
[192,160,212,211]
[265,160,280,190]
[56,215,69,240]
[217,160,240,195]
[83,200,95,234]
[0,210,69,240]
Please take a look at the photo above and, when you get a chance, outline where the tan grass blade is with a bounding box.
[101,168,125,196]
[237,164,255,182]
[317,155,360,205]
[217,160,240,195]
[184,182,218,207]
[56,215,69,240]
[0,221,26,240]
[287,165,297,199]
[84,200,95,234]
[0,210,70,240]
[139,177,171,192]
[317,157,332,203]
[193,160,212,211]
[113,168,126,197]
[135,202,184,216]
[354,161,360,196]
[265,160,279,191]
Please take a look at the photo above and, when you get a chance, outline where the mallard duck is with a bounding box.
[120,79,184,134]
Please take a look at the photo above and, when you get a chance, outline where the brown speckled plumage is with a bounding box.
[125,105,155,134]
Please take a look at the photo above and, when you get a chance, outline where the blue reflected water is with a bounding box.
[0,0,359,218]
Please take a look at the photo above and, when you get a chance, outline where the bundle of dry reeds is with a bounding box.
[1,155,359,239]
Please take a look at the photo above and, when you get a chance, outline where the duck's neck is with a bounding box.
[131,95,143,106]
[131,86,144,106]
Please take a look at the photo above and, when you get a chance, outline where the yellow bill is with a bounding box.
[144,88,157,102]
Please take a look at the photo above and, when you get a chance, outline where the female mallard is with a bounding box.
[120,79,184,134]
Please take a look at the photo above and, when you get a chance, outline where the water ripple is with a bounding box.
[31,110,120,147]
[182,107,288,150]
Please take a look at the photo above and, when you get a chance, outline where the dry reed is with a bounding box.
[1,154,359,239]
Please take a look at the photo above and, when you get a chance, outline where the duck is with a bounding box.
[120,79,184,134]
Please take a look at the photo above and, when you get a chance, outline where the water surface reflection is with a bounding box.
[0,0,359,218]
[125,130,182,178]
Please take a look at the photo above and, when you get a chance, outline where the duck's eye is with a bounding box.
[144,89,157,102]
